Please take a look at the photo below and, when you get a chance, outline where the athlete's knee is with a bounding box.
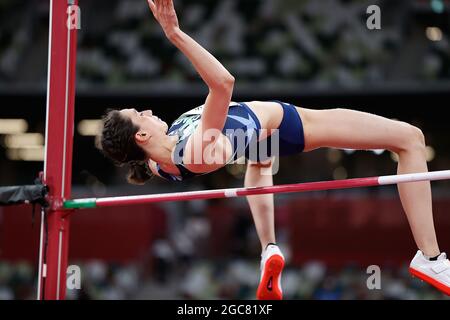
[409,125,427,157]
[248,158,273,168]
[245,159,273,185]
[395,122,426,155]
[403,124,425,150]
[412,125,426,146]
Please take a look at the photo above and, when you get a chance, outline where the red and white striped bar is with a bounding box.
[64,170,450,209]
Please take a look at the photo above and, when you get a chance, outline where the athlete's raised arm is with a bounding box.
[147,0,234,132]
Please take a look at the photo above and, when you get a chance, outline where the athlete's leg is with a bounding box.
[299,107,440,257]
[245,158,284,300]
[245,159,276,251]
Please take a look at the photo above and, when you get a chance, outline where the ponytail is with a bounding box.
[126,161,153,185]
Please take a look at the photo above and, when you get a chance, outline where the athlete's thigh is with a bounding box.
[299,107,414,153]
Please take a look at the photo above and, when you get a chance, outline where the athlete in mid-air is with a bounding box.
[99,0,450,299]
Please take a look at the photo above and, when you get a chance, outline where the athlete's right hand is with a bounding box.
[147,0,180,39]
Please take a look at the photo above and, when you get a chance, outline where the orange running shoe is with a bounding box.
[256,244,285,300]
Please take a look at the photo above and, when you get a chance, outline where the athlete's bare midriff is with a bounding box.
[246,101,309,146]
[245,101,283,138]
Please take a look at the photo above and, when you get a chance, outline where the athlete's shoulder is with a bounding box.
[180,105,205,117]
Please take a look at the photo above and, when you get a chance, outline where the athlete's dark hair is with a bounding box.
[97,109,153,185]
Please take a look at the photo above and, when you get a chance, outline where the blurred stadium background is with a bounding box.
[1,0,450,300]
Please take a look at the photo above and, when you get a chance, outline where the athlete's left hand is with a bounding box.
[147,0,180,39]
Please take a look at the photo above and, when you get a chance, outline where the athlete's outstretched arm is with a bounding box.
[147,0,234,131]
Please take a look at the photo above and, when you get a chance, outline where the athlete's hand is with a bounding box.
[147,0,180,39]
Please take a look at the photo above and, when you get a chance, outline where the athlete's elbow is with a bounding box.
[211,75,235,91]
[225,74,235,86]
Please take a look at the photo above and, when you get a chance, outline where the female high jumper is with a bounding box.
[99,0,450,299]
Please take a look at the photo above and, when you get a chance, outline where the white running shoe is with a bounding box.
[256,244,285,300]
[409,250,450,296]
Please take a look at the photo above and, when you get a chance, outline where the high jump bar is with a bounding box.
[64,170,450,209]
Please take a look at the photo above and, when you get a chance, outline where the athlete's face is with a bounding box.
[120,108,168,144]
